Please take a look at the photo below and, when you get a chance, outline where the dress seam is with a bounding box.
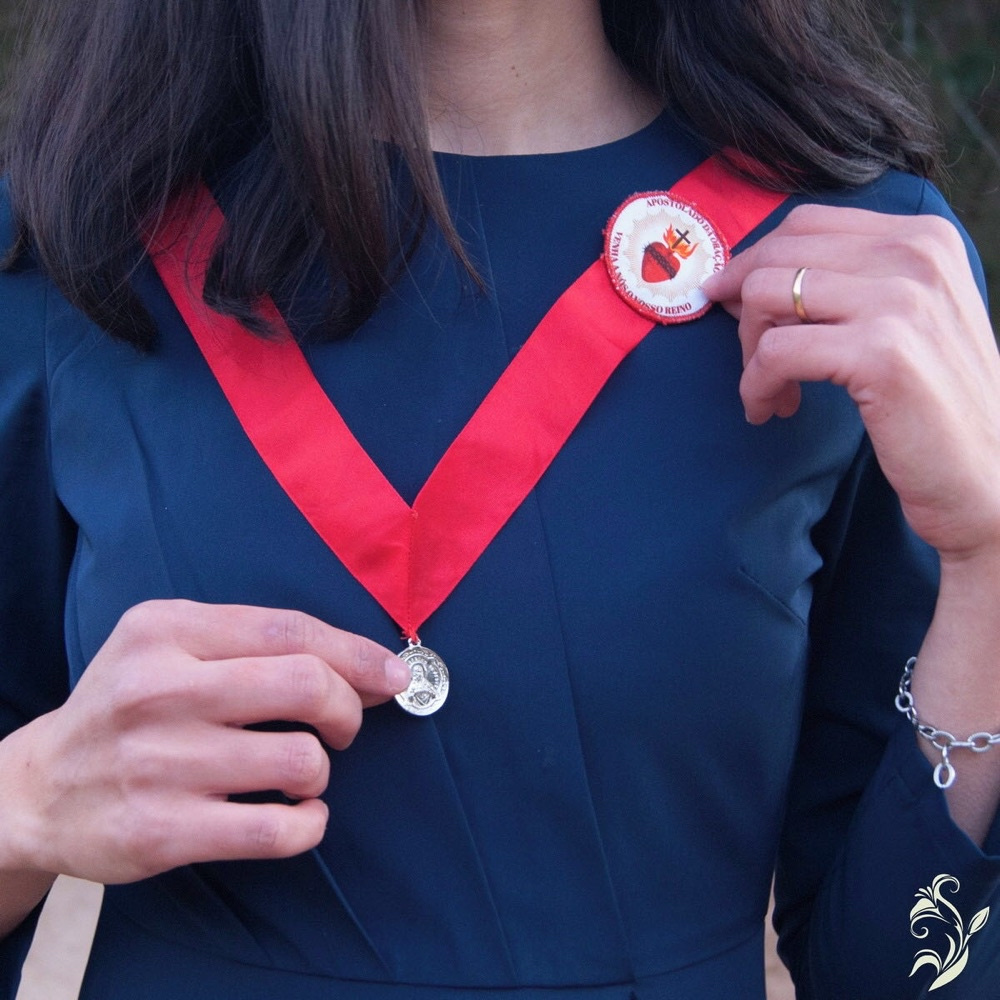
[422,721,520,979]
[526,485,639,983]
[101,893,764,990]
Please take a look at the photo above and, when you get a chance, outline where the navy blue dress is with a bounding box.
[2,114,999,998]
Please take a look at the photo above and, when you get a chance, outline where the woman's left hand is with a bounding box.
[703,204,1000,564]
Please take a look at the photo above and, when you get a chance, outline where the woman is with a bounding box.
[1,1,999,997]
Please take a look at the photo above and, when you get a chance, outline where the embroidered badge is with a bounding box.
[909,874,990,991]
[604,191,728,324]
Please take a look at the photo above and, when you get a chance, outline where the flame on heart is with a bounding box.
[664,224,699,259]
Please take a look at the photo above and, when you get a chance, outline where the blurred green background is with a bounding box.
[0,0,997,327]
[882,0,999,327]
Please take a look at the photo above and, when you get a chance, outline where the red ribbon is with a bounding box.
[148,157,787,641]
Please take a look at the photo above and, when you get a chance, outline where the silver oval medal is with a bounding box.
[394,643,449,716]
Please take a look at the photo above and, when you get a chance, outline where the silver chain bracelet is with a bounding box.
[895,656,1000,790]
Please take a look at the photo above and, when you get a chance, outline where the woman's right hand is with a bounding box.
[0,599,410,886]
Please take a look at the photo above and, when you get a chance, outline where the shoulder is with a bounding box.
[745,170,986,299]
[823,171,987,298]
[820,168,931,214]
[774,170,965,227]
[819,171,975,246]
[754,170,970,232]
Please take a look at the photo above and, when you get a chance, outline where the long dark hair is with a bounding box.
[2,0,938,348]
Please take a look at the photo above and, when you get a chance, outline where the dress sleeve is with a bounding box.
[0,191,78,994]
[774,184,1000,998]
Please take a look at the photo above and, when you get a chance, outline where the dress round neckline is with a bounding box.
[430,109,675,165]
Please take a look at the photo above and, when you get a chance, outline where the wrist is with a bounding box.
[934,545,1000,632]
[0,717,57,877]
[938,530,1000,580]
[908,546,1000,735]
[896,657,1000,789]
[0,724,60,939]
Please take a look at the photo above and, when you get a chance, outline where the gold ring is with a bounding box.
[791,266,811,323]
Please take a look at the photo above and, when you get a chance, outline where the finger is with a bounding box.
[740,321,857,424]
[118,726,332,800]
[205,729,331,799]
[112,601,410,701]
[137,797,331,874]
[733,266,866,371]
[705,233,877,308]
[190,654,365,748]
[777,203,950,240]
[717,264,880,422]
[745,266,883,330]
[706,265,805,369]
[703,209,964,305]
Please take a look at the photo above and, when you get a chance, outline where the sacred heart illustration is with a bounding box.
[641,242,680,282]
[641,224,698,283]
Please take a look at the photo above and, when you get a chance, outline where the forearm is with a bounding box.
[911,549,1000,845]
[0,725,58,939]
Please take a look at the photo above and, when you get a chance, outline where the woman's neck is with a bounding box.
[422,0,661,155]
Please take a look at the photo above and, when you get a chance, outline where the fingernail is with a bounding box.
[386,656,411,692]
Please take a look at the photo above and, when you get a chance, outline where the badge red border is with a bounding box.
[603,191,730,325]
